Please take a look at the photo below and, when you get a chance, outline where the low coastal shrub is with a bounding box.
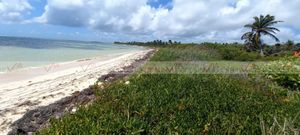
[39,73,300,134]
[39,45,300,134]
[150,45,221,61]
[255,57,300,91]
[218,46,259,61]
[202,43,285,61]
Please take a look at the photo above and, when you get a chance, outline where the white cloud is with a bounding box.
[0,0,32,23]
[36,0,148,30]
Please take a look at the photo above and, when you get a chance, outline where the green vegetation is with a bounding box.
[205,44,260,61]
[150,45,221,61]
[255,57,300,91]
[39,44,300,134]
[265,41,300,57]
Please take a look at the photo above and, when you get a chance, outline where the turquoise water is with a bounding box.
[0,37,144,72]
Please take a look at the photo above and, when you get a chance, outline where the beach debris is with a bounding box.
[125,81,130,85]
[16,101,39,107]
[72,91,80,97]
[97,81,105,89]
[106,77,114,82]
[71,108,77,114]
[97,81,103,86]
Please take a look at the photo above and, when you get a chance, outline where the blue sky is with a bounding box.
[0,0,300,43]
[26,0,46,18]
[148,0,173,9]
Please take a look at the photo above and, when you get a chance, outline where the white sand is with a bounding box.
[0,49,152,135]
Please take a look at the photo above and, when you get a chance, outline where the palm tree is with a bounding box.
[241,31,257,51]
[168,40,173,45]
[242,15,282,56]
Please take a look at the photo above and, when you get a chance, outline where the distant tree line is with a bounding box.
[114,40,181,46]
[200,41,300,57]
[264,40,300,55]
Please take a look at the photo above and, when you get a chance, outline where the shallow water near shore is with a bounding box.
[0,36,145,73]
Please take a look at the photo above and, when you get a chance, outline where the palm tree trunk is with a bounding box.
[257,32,264,57]
[259,46,264,57]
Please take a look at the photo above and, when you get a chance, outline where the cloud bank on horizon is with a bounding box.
[0,0,300,43]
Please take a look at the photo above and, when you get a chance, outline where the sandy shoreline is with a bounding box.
[0,52,133,86]
[0,49,153,135]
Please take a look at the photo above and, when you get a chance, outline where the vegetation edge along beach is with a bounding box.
[37,41,300,134]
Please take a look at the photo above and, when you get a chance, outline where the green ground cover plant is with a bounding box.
[254,57,300,91]
[39,45,300,135]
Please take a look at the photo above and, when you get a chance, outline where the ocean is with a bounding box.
[0,36,144,73]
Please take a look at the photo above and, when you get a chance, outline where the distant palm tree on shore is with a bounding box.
[242,15,282,56]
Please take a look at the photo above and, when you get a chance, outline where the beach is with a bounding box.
[0,49,153,134]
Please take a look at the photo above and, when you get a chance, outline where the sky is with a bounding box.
[0,0,300,43]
